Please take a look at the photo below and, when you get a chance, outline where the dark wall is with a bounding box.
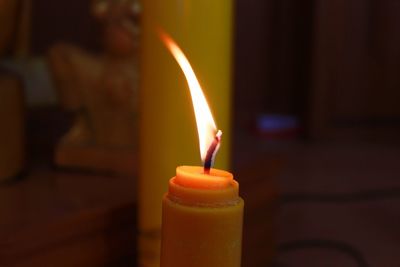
[234,0,314,128]
[234,0,400,141]
[31,0,101,54]
[29,0,400,141]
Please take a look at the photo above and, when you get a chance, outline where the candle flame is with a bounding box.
[159,30,219,162]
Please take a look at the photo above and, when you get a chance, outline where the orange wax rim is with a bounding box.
[176,166,233,189]
[168,166,239,206]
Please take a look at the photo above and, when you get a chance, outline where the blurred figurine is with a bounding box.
[48,0,140,176]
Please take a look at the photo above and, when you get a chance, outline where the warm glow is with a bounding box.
[159,30,218,162]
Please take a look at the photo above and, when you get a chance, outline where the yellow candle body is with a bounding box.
[139,0,233,266]
[160,166,243,267]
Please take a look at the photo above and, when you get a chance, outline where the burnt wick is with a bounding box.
[203,130,222,174]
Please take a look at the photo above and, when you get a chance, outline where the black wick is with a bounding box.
[203,130,222,174]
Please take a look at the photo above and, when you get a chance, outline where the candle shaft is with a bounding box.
[160,166,244,267]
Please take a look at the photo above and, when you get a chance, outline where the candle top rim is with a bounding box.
[175,166,233,190]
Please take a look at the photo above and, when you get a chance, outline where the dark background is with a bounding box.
[30,0,400,143]
[1,0,400,266]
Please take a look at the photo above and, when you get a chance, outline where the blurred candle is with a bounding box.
[139,0,233,266]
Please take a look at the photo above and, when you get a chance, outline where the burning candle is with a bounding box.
[159,32,243,267]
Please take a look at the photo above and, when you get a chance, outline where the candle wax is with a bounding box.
[160,166,243,267]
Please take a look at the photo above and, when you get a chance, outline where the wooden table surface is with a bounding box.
[0,141,279,267]
[0,168,136,267]
[1,129,399,267]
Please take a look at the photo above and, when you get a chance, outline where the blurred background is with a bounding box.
[0,0,399,266]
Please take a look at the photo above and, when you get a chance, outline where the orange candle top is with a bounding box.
[168,166,239,206]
